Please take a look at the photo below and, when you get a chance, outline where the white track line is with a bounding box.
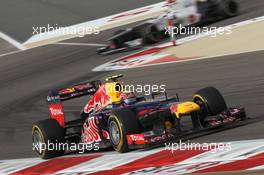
[0,32,26,50]
[52,42,107,47]
[0,50,23,58]
[0,42,106,58]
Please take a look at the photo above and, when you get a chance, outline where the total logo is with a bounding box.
[49,108,64,115]
[130,135,145,141]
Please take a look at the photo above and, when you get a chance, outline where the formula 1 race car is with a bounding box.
[97,0,239,55]
[32,74,247,159]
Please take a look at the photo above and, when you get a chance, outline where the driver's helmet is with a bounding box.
[105,82,124,103]
[105,82,138,104]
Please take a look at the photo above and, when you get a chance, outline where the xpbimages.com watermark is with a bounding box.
[164,140,232,153]
[112,83,166,96]
[32,24,100,37]
[32,140,100,154]
[164,24,232,38]
[120,84,166,96]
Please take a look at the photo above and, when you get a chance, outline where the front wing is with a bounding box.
[126,107,248,149]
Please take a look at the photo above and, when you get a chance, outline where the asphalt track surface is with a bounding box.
[0,0,161,42]
[0,0,264,160]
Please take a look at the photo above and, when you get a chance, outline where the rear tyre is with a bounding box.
[193,87,227,116]
[140,24,163,44]
[218,0,239,17]
[32,119,65,159]
[108,109,141,153]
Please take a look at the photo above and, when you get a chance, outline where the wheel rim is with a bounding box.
[109,121,121,145]
[32,129,44,154]
[193,97,208,127]
[194,96,209,117]
[194,97,206,110]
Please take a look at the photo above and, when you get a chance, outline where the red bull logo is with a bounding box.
[82,117,110,144]
[84,84,111,114]
[58,88,75,95]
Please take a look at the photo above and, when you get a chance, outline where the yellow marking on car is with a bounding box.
[175,101,200,118]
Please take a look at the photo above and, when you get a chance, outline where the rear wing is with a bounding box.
[46,80,101,126]
[47,80,100,102]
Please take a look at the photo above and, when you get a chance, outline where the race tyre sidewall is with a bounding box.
[193,87,227,116]
[108,109,141,153]
[218,0,239,17]
[32,119,65,159]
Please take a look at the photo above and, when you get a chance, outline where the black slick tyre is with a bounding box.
[32,119,65,159]
[108,109,141,153]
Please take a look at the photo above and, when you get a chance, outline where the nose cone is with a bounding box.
[171,101,200,118]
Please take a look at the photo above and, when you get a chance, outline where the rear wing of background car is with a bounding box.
[46,80,101,126]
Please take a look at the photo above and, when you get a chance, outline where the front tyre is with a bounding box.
[32,119,65,159]
[108,109,141,153]
[193,87,227,116]
[218,0,239,17]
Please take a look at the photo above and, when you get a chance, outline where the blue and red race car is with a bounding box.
[32,74,247,159]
